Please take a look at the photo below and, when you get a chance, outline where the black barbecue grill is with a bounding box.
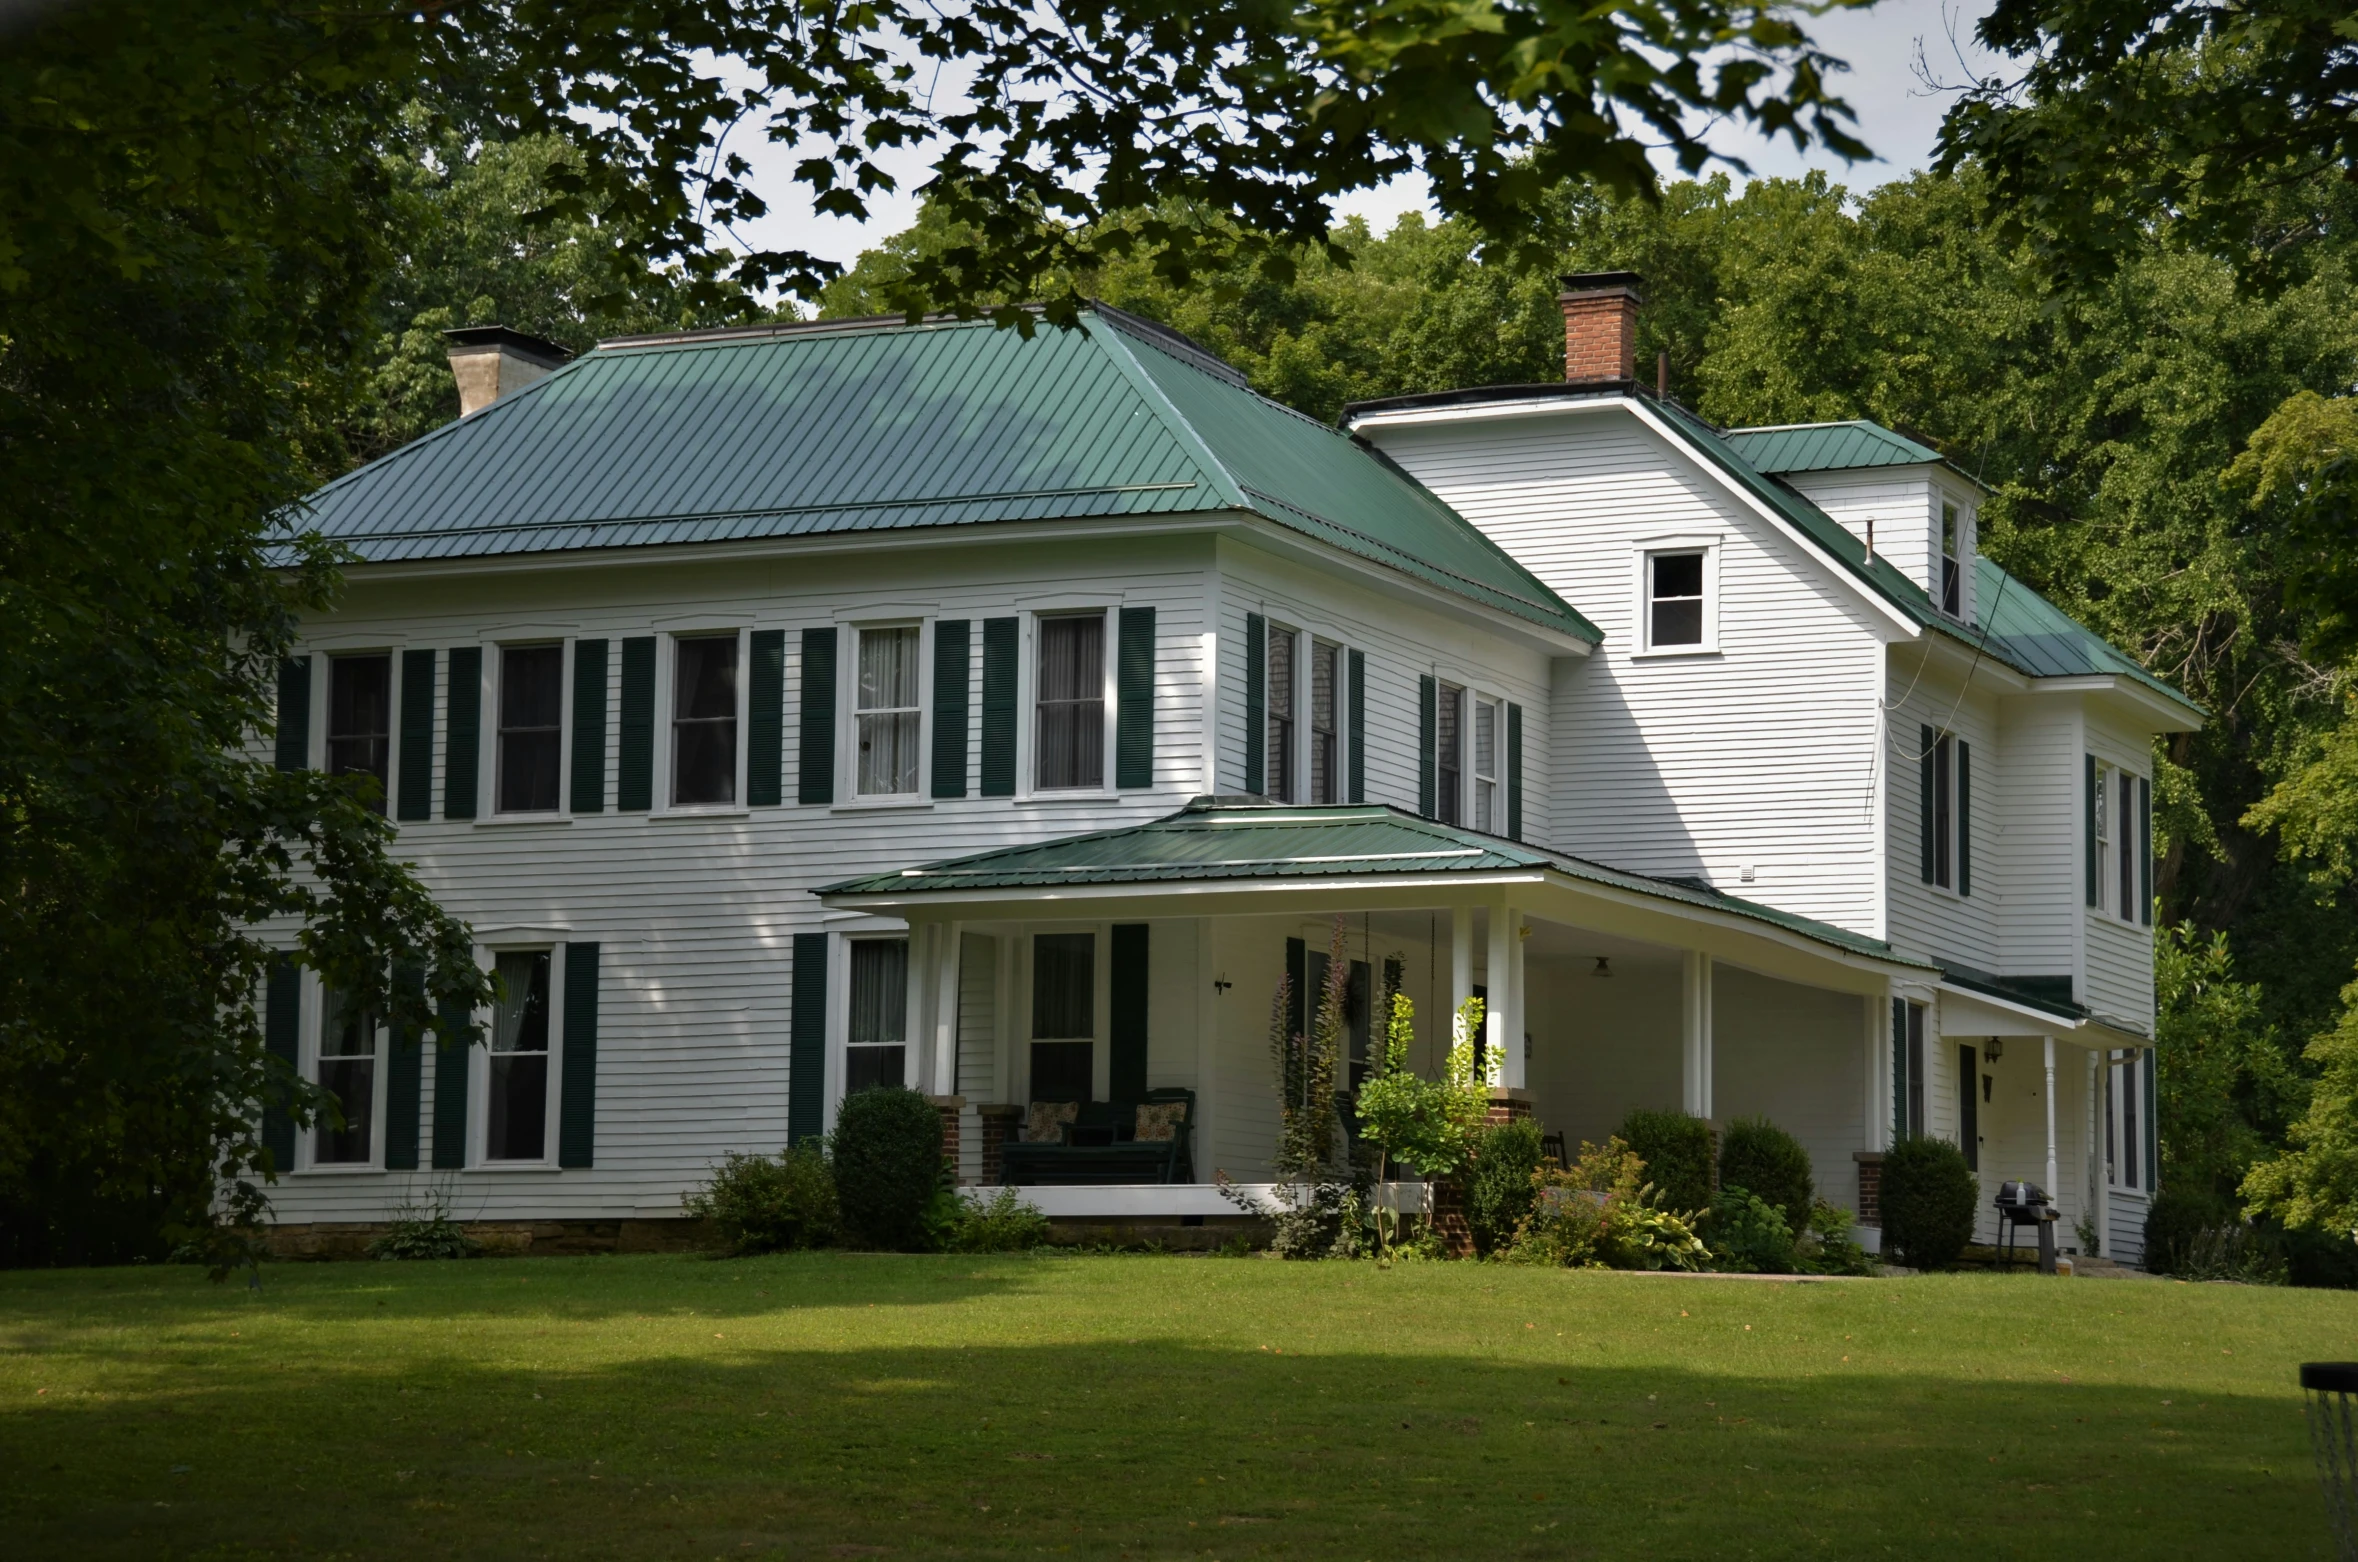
[1994,1180,2058,1273]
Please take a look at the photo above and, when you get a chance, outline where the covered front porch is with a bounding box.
[818,799,1932,1242]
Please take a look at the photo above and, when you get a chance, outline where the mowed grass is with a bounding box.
[1,1254,2349,1560]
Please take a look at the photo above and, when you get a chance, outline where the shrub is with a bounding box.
[830,1087,948,1250]
[1706,1187,1796,1274]
[2283,1223,2358,1289]
[684,1144,839,1255]
[2175,1222,2288,1284]
[368,1189,479,1261]
[1719,1117,1815,1236]
[1508,1137,1708,1272]
[948,1188,1052,1252]
[2143,1184,2231,1275]
[1617,1109,1713,1213]
[1878,1136,1978,1270]
[1465,1119,1546,1256]
[1800,1198,1877,1276]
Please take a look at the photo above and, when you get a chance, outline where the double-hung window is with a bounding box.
[672,634,739,806]
[1932,732,1954,888]
[1647,551,1706,649]
[1265,626,1296,802]
[2105,1048,2154,1191]
[2093,763,2113,915]
[315,987,379,1165]
[1940,503,1963,619]
[1029,932,1095,1104]
[1309,640,1341,804]
[2117,767,2137,920]
[1473,697,1503,832]
[1891,999,1926,1141]
[487,949,552,1161]
[327,654,392,810]
[1036,614,1105,790]
[846,938,909,1094]
[1435,681,1465,827]
[496,643,564,813]
[855,626,922,797]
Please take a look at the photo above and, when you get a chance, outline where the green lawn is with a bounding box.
[1,1254,2348,1560]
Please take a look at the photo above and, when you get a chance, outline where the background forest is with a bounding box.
[370,147,2358,1243]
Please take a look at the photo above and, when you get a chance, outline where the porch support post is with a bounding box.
[1681,951,1714,1119]
[2043,1035,2058,1201]
[1508,906,1527,1090]
[933,921,961,1095]
[1450,906,1473,1024]
[1487,900,1518,1087]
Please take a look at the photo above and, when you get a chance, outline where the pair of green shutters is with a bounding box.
[2083,754,2155,924]
[1243,614,1373,805]
[259,948,601,1172]
[797,610,1158,805]
[1412,670,1523,839]
[1919,725,1971,895]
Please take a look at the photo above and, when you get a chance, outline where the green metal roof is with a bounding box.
[822,797,1925,968]
[296,308,1593,642]
[1723,421,1948,476]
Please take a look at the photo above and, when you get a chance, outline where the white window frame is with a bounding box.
[652,625,750,817]
[1013,922,1112,1104]
[297,970,389,1175]
[840,932,916,1097]
[1433,677,1468,828]
[840,618,933,806]
[1926,728,1960,896]
[2093,759,2116,918]
[1307,635,1346,806]
[1471,692,1505,835]
[489,638,573,820]
[470,935,568,1171]
[318,646,397,812]
[2104,1047,2152,1193]
[1019,605,1117,800]
[1632,537,1721,657]
[1264,621,1301,803]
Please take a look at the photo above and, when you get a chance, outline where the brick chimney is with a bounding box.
[1558,272,1643,384]
[443,325,573,416]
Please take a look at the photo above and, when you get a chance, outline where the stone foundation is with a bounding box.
[266,1217,710,1261]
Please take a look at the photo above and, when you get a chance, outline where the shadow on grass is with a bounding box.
[0,1311,2327,1560]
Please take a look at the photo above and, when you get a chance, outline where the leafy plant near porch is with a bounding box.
[1252,921,1364,1258]
[1354,982,1490,1256]
[1506,1137,1707,1271]
[366,1188,480,1262]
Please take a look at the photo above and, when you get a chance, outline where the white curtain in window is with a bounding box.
[857,627,921,795]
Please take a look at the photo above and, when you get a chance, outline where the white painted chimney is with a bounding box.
[442,325,573,416]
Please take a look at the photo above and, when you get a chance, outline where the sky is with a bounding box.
[725,0,2006,278]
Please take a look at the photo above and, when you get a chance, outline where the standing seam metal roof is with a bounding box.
[294,309,1595,642]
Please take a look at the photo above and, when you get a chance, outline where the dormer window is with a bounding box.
[1940,503,1962,619]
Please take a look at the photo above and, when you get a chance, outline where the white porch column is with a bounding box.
[1508,908,1528,1090]
[1487,901,1519,1087]
[903,922,932,1089]
[1450,906,1473,1027]
[2043,1035,2058,1200]
[932,921,962,1095]
[1681,950,1714,1119]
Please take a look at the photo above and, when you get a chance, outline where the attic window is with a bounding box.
[1646,550,1707,650]
[1940,503,1962,618]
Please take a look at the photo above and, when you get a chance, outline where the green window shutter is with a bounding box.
[397,649,435,820]
[1286,936,1308,1050]
[570,639,608,814]
[1958,1044,1978,1173]
[1116,606,1155,789]
[1244,613,1265,794]
[1347,649,1367,804]
[1506,702,1523,841]
[275,656,311,772]
[2084,753,2099,907]
[431,995,472,1170]
[558,942,600,1167]
[980,616,1019,798]
[2138,775,2153,925]
[263,957,301,1172]
[385,965,424,1171]
[1890,996,1908,1143]
[617,636,656,811]
[444,646,481,820]
[1110,923,1150,1105]
[1417,675,1437,818]
[748,629,785,807]
[1919,724,1937,884]
[1956,739,1972,897]
[2143,1049,2158,1190]
[932,619,971,799]
[789,932,829,1147]
[797,626,837,805]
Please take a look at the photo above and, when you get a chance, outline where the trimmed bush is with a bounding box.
[1718,1117,1814,1236]
[950,1188,1054,1252]
[1706,1186,1796,1274]
[831,1087,948,1250]
[684,1143,839,1255]
[1617,1109,1713,1213]
[2143,1184,2230,1276]
[1465,1119,1547,1256]
[1878,1135,1978,1270]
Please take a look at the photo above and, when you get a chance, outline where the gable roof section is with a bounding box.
[296,308,1593,642]
[1724,420,1950,477]
[823,796,1919,968]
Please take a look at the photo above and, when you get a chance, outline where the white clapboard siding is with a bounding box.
[1369,411,1887,934]
[2084,717,2160,1024]
[1145,918,1202,1095]
[1995,700,2082,982]
[1780,471,1939,605]
[1968,1044,2095,1248]
[1711,967,1873,1217]
[1883,661,2002,971]
[2107,1188,2150,1266]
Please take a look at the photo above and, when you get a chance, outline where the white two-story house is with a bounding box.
[259,289,2197,1262]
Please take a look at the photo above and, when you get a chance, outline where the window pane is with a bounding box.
[497,644,564,813]
[492,952,552,1054]
[849,939,908,1046]
[1650,599,1704,647]
[1036,616,1104,790]
[858,627,920,712]
[1436,684,1463,827]
[1310,641,1338,804]
[1652,553,1704,599]
[488,1054,548,1161]
[672,635,739,805]
[316,988,376,1164]
[1934,735,1953,888]
[327,654,392,808]
[845,1045,906,1094]
[1029,1040,1093,1103]
[2120,772,2136,919]
[1031,933,1094,1039]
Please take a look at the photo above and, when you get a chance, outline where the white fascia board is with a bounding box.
[1349,395,1924,637]
[1907,632,2031,696]
[2024,674,2205,735]
[1935,983,2085,1036]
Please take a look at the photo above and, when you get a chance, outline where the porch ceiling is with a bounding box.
[819,797,1934,990]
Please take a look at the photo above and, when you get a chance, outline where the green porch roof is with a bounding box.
[1723,421,1950,477]
[821,797,1926,968]
[296,307,1593,641]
